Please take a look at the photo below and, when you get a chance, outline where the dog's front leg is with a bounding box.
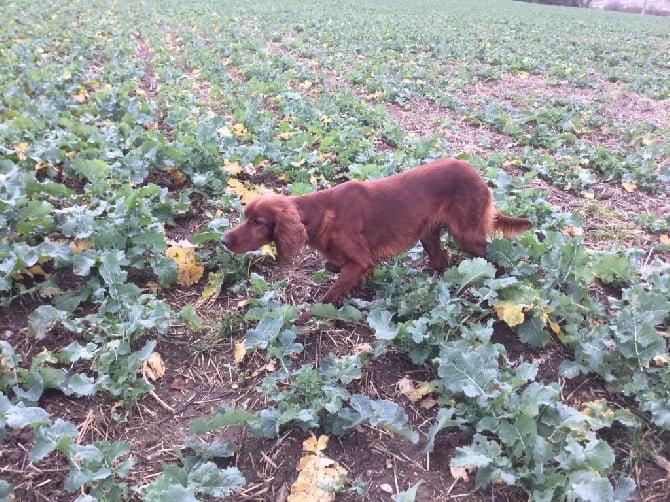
[319,260,373,305]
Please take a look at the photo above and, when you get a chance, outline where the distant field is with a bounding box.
[1,0,668,500]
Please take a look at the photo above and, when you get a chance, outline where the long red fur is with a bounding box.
[222,158,532,304]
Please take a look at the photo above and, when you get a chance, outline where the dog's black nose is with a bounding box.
[221,234,232,248]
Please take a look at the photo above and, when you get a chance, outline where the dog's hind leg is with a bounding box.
[420,226,449,273]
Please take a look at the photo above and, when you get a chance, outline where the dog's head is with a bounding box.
[221,195,307,262]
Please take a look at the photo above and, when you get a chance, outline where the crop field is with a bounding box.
[1,0,669,500]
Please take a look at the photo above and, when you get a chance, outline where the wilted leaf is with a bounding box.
[622,182,637,193]
[164,166,187,185]
[227,178,258,204]
[230,123,248,137]
[166,246,204,286]
[493,301,527,327]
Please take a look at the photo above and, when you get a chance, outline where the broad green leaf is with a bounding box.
[569,471,613,502]
[179,305,202,331]
[310,303,363,323]
[425,407,465,453]
[454,257,496,292]
[65,373,97,397]
[367,309,398,340]
[187,463,245,498]
[70,158,109,185]
[4,402,50,428]
[30,419,78,461]
[591,253,632,285]
[437,343,501,406]
[394,480,423,502]
[244,315,285,350]
[189,407,258,435]
[27,305,68,339]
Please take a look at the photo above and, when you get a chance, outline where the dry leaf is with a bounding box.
[288,435,347,502]
[35,161,53,174]
[14,142,28,160]
[142,352,165,381]
[419,397,438,410]
[69,239,93,253]
[397,376,419,402]
[651,354,668,368]
[72,88,89,103]
[233,341,246,365]
[169,377,186,392]
[563,226,584,237]
[622,182,637,193]
[450,464,472,482]
[660,234,670,245]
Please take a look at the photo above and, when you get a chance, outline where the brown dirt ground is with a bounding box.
[2,33,670,502]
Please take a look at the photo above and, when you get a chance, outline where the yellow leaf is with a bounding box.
[217,126,232,137]
[259,243,276,259]
[166,246,204,286]
[35,161,53,174]
[145,122,159,131]
[277,131,294,140]
[622,182,637,193]
[202,270,225,299]
[493,301,527,327]
[541,308,563,338]
[223,159,243,176]
[660,234,670,245]
[14,142,28,160]
[233,341,246,365]
[230,122,248,137]
[563,226,584,237]
[227,178,258,204]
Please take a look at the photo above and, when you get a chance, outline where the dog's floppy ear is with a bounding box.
[274,203,307,263]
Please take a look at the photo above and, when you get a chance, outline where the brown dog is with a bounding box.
[222,158,531,304]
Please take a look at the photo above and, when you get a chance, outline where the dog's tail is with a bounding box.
[492,212,532,240]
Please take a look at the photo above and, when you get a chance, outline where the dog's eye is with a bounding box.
[253,218,264,226]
